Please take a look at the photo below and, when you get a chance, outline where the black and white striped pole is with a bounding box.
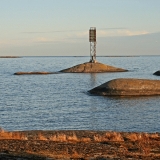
[89,27,97,63]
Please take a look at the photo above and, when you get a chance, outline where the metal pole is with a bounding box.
[89,27,96,63]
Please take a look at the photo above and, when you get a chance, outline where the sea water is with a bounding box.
[0,56,160,132]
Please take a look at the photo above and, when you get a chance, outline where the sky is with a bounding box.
[0,0,160,56]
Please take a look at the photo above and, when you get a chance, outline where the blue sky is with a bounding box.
[0,0,160,56]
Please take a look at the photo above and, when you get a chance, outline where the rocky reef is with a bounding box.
[89,78,160,96]
[0,130,160,159]
[14,71,57,75]
[60,62,127,73]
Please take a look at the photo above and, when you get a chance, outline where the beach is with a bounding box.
[0,130,160,159]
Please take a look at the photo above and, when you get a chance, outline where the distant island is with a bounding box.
[98,55,139,57]
[73,55,139,57]
[0,56,21,58]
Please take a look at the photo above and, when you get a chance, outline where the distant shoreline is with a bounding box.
[1,55,159,58]
[0,56,21,58]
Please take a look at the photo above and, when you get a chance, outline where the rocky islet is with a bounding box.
[60,62,127,73]
[89,78,160,96]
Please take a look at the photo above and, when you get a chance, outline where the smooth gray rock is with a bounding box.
[89,78,160,96]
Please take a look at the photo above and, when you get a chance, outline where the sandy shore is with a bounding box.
[0,130,160,159]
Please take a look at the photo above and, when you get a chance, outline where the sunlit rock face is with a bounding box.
[89,78,160,96]
[60,62,128,73]
[154,70,160,76]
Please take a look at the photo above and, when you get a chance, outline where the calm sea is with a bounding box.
[0,56,160,132]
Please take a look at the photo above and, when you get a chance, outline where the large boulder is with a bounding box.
[89,78,160,96]
[60,62,127,73]
[153,70,160,76]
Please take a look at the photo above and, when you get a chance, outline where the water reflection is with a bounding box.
[90,73,97,87]
[87,93,160,131]
[89,105,98,130]
[104,96,160,108]
[88,73,99,129]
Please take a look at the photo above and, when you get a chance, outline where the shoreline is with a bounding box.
[0,130,160,159]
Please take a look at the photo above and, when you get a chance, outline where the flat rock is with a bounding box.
[89,78,160,96]
[154,70,160,76]
[60,62,127,73]
[14,71,56,75]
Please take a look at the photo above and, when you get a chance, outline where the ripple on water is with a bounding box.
[0,56,160,132]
